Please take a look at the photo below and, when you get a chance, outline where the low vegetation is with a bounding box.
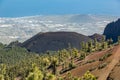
[0,37,116,80]
[98,63,107,69]
[99,52,112,61]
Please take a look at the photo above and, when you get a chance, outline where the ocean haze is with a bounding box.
[0,14,118,44]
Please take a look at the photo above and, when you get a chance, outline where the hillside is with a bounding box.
[21,32,92,53]
[1,37,120,80]
[60,45,120,80]
[103,19,120,42]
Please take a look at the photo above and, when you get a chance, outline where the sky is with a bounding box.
[0,0,120,17]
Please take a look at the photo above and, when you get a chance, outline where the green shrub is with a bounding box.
[79,53,86,60]
[80,71,97,80]
[89,67,96,72]
[98,63,107,69]
[99,53,112,61]
[86,60,96,64]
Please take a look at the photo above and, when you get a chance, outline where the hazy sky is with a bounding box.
[0,0,120,17]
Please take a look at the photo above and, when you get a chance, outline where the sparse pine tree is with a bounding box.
[102,35,106,42]
[69,59,75,69]
[58,51,61,65]
[88,40,94,52]
[46,73,56,80]
[79,51,86,60]
[72,48,79,58]
[94,39,98,51]
[109,38,113,45]
[80,71,96,80]
[85,42,89,52]
[26,64,43,80]
[42,57,50,70]
[102,42,108,50]
[65,72,73,80]
[58,77,63,80]
[0,64,7,80]
[118,36,120,44]
[51,57,58,75]
[81,42,85,52]
[107,38,113,48]
[0,75,4,80]
[0,64,6,75]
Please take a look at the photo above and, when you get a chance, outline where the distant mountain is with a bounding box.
[69,14,94,23]
[0,14,118,44]
[21,32,92,53]
[89,33,104,42]
[103,19,120,42]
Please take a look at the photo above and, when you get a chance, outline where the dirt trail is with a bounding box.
[98,45,120,80]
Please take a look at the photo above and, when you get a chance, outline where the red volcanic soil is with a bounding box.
[61,45,120,80]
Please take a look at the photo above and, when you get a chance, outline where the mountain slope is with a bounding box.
[60,44,120,80]
[21,32,92,53]
[103,19,120,42]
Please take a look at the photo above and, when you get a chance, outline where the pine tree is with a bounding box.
[51,57,58,75]
[102,35,106,42]
[0,64,6,75]
[80,71,96,80]
[69,59,75,69]
[57,50,62,64]
[81,42,85,52]
[118,36,120,44]
[65,72,73,80]
[79,51,86,60]
[94,39,98,51]
[26,64,43,80]
[85,42,89,52]
[88,40,94,52]
[0,64,6,80]
[0,75,4,80]
[42,57,50,70]
[107,38,113,47]
[46,73,56,80]
[72,48,79,58]
[102,42,108,50]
